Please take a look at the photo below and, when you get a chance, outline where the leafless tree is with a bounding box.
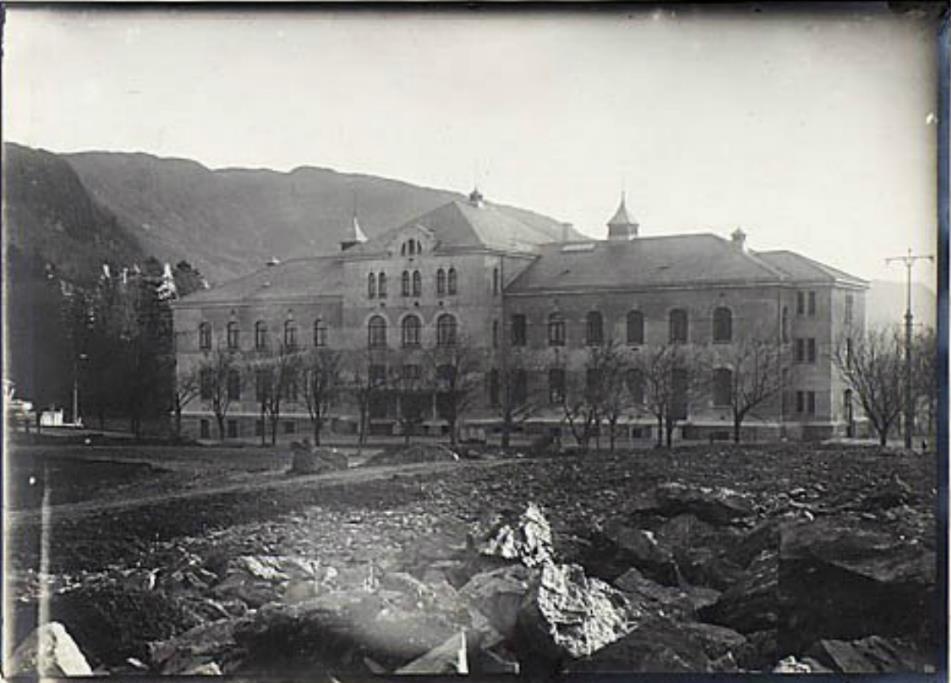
[833,326,905,446]
[717,337,786,443]
[172,364,201,440]
[198,346,241,441]
[494,347,542,448]
[632,343,708,447]
[246,342,302,446]
[343,348,386,450]
[424,336,484,447]
[912,327,938,439]
[561,339,632,451]
[300,347,343,446]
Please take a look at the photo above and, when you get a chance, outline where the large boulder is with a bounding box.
[599,522,680,585]
[651,482,756,526]
[7,622,93,677]
[395,631,468,675]
[478,503,554,568]
[698,550,778,634]
[613,567,719,619]
[148,618,248,675]
[778,518,936,653]
[514,562,636,667]
[804,636,933,673]
[566,615,711,673]
[213,555,326,608]
[459,564,535,637]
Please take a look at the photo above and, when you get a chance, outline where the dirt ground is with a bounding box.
[4,441,940,672]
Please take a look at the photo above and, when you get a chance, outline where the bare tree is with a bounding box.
[719,337,786,443]
[632,343,708,447]
[247,342,302,446]
[425,336,484,447]
[344,348,386,451]
[198,347,241,440]
[300,347,343,446]
[494,348,541,448]
[912,327,937,440]
[560,339,632,451]
[833,326,905,446]
[172,364,201,440]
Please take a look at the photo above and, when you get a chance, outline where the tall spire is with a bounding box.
[607,192,639,240]
[340,190,368,251]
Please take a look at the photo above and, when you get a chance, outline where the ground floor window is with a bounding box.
[284,420,296,435]
[227,419,238,438]
[255,419,265,436]
[200,419,210,438]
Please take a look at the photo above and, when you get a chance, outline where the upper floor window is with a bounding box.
[511,314,527,347]
[669,309,688,344]
[586,311,603,346]
[712,368,733,406]
[492,320,499,348]
[255,369,271,401]
[493,267,500,295]
[378,272,387,298]
[808,291,816,316]
[313,318,327,347]
[845,294,854,325]
[713,307,732,343]
[447,268,457,295]
[227,321,240,350]
[367,273,376,298]
[512,369,528,405]
[200,368,213,400]
[488,369,500,407]
[401,315,421,347]
[436,269,446,296]
[796,291,806,316]
[626,310,644,345]
[198,322,212,350]
[227,369,241,401]
[401,271,410,296]
[400,238,423,256]
[548,313,565,346]
[254,321,268,350]
[781,307,789,343]
[412,270,422,297]
[368,315,387,348]
[284,320,298,349]
[436,314,457,346]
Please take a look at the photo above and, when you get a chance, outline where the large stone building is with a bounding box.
[172,190,867,444]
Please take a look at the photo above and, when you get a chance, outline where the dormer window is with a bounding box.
[401,238,423,256]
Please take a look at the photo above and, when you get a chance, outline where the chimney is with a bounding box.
[731,228,747,252]
[468,188,485,208]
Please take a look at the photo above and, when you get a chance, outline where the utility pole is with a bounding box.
[885,249,934,449]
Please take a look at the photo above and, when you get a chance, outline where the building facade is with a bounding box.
[172,191,867,444]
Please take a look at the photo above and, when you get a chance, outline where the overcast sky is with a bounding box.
[4,5,940,285]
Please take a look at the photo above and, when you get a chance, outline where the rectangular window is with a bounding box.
[795,338,805,362]
[548,368,565,404]
[493,267,500,295]
[796,391,805,414]
[255,419,264,437]
[370,364,387,387]
[586,368,601,395]
[227,419,238,439]
[844,294,854,325]
[488,369,500,408]
[285,376,298,402]
[513,369,528,405]
[846,337,853,368]
[796,291,805,316]
[284,420,296,435]
[255,369,271,401]
[200,419,210,438]
[402,364,421,382]
[511,314,527,347]
[807,338,816,363]
[548,318,565,346]
[227,370,241,401]
[807,391,816,415]
[808,291,816,316]
[492,320,499,348]
[200,368,213,400]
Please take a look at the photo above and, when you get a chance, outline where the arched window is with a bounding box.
[313,318,327,347]
[401,271,410,296]
[548,313,565,346]
[447,268,457,295]
[198,322,212,350]
[227,321,240,350]
[586,311,603,346]
[412,270,422,297]
[436,268,446,296]
[436,314,457,346]
[401,315,421,347]
[626,310,644,345]
[669,309,688,344]
[781,306,789,343]
[713,307,732,343]
[712,368,733,406]
[625,368,645,404]
[367,273,376,298]
[254,321,268,350]
[378,272,387,298]
[284,320,298,349]
[368,316,387,348]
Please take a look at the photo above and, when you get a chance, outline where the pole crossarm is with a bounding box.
[884,248,935,449]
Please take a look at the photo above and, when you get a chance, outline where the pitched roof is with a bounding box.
[755,250,868,286]
[506,233,862,292]
[175,256,344,305]
[348,199,564,254]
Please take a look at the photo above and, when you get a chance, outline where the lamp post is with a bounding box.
[885,249,934,449]
[72,353,88,428]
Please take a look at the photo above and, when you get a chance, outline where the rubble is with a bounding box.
[7,622,94,677]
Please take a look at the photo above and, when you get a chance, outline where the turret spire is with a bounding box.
[606,193,639,240]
